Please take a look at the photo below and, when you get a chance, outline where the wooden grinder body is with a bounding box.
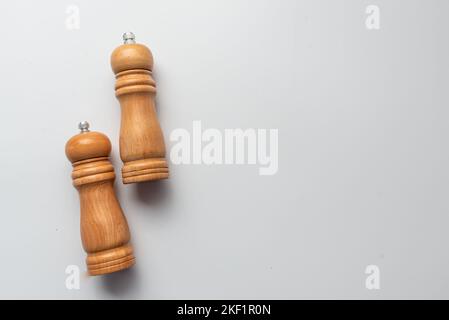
[65,130,135,275]
[111,41,169,184]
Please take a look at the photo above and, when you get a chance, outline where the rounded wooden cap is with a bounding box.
[65,130,111,164]
[111,43,154,74]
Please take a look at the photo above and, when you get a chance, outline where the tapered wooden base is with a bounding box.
[86,244,135,276]
[122,158,169,184]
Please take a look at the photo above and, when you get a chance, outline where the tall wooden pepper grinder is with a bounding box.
[65,121,135,275]
[111,32,169,184]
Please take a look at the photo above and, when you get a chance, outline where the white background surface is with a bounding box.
[0,0,449,299]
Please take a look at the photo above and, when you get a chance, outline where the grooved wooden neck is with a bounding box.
[115,69,156,97]
[71,157,115,187]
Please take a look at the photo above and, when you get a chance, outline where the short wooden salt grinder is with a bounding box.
[111,32,169,184]
[65,121,135,276]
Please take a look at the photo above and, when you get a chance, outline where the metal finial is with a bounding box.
[78,121,90,133]
[123,32,136,44]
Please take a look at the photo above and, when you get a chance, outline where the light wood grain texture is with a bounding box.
[65,131,135,276]
[111,42,169,184]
